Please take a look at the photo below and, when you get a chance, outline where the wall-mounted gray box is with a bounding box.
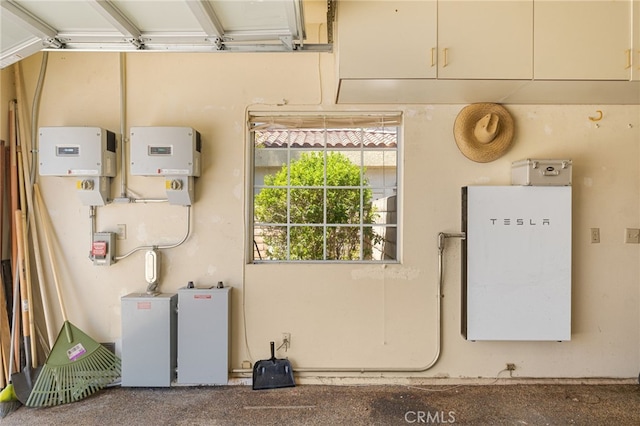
[39,127,116,176]
[177,286,230,385]
[121,293,177,387]
[130,127,201,177]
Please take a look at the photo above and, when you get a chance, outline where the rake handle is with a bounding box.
[14,210,30,341]
[34,184,71,343]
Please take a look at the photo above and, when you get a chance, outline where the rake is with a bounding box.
[25,184,121,407]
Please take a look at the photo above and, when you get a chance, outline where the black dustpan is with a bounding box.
[252,341,295,390]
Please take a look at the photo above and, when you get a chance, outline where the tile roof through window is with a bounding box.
[255,130,397,149]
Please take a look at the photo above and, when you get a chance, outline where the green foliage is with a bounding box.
[255,151,377,260]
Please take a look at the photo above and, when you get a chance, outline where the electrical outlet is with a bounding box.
[282,332,291,350]
[506,363,516,371]
[590,228,600,244]
[116,224,127,240]
[624,228,640,244]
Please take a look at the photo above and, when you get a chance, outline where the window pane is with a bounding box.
[327,226,362,260]
[326,151,362,186]
[326,189,362,224]
[290,188,323,224]
[289,151,324,186]
[372,194,397,225]
[363,150,396,189]
[254,225,288,260]
[290,226,323,260]
[368,225,397,261]
[255,187,287,225]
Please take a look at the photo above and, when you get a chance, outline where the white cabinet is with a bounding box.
[336,0,640,103]
[338,0,532,80]
[437,0,532,79]
[338,1,437,79]
[534,0,632,80]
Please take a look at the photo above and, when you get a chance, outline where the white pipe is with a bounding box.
[231,231,465,375]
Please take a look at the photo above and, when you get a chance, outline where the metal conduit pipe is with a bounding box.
[119,52,128,199]
[231,231,465,375]
[114,205,191,261]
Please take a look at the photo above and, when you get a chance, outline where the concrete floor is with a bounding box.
[1,382,639,425]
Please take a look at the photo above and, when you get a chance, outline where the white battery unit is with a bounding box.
[511,159,572,186]
[129,127,201,177]
[462,186,572,341]
[177,286,230,385]
[121,293,177,387]
[39,127,116,176]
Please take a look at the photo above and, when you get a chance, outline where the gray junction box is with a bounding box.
[121,293,177,387]
[177,286,231,385]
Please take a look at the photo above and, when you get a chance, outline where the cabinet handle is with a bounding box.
[443,48,449,67]
[431,47,436,67]
[625,49,631,69]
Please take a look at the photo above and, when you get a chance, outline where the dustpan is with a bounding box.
[252,342,295,390]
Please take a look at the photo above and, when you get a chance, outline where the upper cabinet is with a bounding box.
[437,0,532,79]
[534,0,633,80]
[338,0,533,80]
[336,0,640,103]
[338,1,437,79]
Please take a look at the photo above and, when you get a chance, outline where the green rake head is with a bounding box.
[26,321,121,407]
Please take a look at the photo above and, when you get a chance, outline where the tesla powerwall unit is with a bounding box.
[462,186,572,341]
[39,126,117,205]
[129,127,201,206]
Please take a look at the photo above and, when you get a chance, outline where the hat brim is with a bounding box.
[453,103,514,163]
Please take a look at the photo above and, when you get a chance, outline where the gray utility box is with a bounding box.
[511,159,572,186]
[129,127,201,177]
[121,293,177,387]
[177,286,231,385]
[39,127,117,176]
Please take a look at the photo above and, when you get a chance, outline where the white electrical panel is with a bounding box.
[129,127,201,177]
[39,127,116,176]
[462,186,572,341]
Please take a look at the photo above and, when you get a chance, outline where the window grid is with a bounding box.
[252,120,399,263]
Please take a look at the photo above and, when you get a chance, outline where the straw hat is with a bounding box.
[453,103,514,163]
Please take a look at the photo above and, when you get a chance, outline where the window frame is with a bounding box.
[247,112,402,264]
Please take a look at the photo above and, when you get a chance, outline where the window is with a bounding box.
[250,113,400,262]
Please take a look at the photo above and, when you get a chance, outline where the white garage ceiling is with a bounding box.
[1,0,332,68]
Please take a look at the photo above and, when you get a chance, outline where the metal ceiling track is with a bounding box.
[1,0,332,69]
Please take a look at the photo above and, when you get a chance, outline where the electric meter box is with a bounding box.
[129,127,201,177]
[39,127,117,177]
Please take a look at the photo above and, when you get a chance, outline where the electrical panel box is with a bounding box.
[129,127,201,177]
[121,293,177,387]
[177,286,231,385]
[92,232,115,266]
[462,186,572,341]
[39,127,117,177]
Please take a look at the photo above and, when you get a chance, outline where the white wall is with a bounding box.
[3,41,639,381]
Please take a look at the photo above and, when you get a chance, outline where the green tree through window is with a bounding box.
[255,152,378,260]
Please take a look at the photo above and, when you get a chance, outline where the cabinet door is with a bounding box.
[338,0,437,79]
[437,0,533,79]
[534,0,632,80]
